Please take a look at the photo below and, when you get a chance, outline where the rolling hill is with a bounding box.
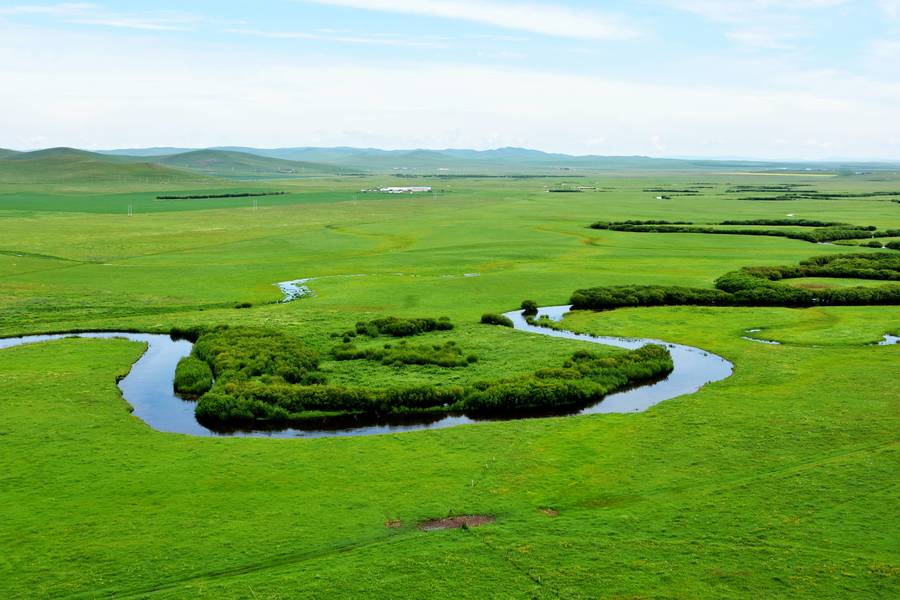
[0,148,213,185]
[151,149,353,178]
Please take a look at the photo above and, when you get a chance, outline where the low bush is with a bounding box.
[174,356,213,397]
[356,316,453,337]
[719,219,847,227]
[571,253,900,311]
[588,220,891,245]
[332,340,475,368]
[520,299,538,316]
[192,326,321,384]
[481,313,514,327]
[194,343,674,425]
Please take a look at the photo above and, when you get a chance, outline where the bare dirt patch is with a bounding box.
[417,515,495,531]
[384,519,402,529]
[540,507,559,517]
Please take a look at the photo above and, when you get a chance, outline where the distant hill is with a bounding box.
[99,147,194,157]
[0,148,212,185]
[7,147,131,162]
[0,148,21,159]
[11,146,900,178]
[152,149,352,178]
[167,146,900,174]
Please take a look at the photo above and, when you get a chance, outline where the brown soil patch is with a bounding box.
[384,519,402,529]
[417,515,495,531]
[540,507,559,517]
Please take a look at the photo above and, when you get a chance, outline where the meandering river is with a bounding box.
[0,306,738,438]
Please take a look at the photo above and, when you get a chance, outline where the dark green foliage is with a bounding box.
[465,345,672,411]
[192,326,320,384]
[719,219,847,227]
[355,316,453,337]
[572,253,900,310]
[886,241,900,251]
[174,356,213,397]
[570,285,732,310]
[332,340,475,368]
[233,302,252,309]
[156,191,287,200]
[590,219,692,229]
[588,222,881,244]
[195,344,674,424]
[169,325,203,343]
[520,300,538,316]
[481,313,514,327]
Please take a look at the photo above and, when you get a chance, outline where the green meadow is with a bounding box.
[1,167,898,597]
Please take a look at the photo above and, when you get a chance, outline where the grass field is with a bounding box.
[0,168,898,597]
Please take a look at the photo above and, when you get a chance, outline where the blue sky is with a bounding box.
[1,0,898,159]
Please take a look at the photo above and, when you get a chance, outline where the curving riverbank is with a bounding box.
[0,307,736,437]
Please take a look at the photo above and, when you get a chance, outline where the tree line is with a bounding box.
[571,253,900,310]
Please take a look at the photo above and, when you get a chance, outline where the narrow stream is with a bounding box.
[0,306,736,438]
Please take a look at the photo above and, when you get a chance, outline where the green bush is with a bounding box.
[192,326,320,384]
[193,341,673,425]
[520,299,538,316]
[332,340,475,368]
[355,316,453,337]
[480,313,514,327]
[571,253,900,311]
[174,356,213,397]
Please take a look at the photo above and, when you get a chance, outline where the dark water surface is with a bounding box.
[1,306,736,437]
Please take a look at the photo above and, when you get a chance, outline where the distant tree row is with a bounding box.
[588,220,899,244]
[571,253,900,311]
[156,191,287,200]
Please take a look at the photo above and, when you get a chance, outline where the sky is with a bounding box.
[1,0,898,159]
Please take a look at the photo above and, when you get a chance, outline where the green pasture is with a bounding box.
[0,170,898,598]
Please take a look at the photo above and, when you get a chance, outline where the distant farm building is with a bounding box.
[379,186,432,194]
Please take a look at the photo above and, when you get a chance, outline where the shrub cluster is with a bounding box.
[480,313,514,327]
[719,219,847,227]
[194,344,673,424]
[570,285,732,310]
[173,356,213,397]
[156,192,287,200]
[355,316,453,337]
[588,221,891,244]
[590,219,693,229]
[571,253,900,310]
[192,326,322,385]
[520,299,538,316]
[332,340,477,368]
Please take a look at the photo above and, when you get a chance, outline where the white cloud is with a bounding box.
[0,3,96,16]
[224,27,448,48]
[666,0,849,50]
[302,0,639,40]
[0,18,897,159]
[0,3,199,31]
[726,29,796,50]
[880,0,900,20]
[668,0,848,23]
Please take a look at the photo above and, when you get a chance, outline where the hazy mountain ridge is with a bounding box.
[5,146,899,179]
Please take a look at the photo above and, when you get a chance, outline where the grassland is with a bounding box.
[0,166,898,597]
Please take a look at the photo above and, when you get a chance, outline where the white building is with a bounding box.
[379,186,432,194]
